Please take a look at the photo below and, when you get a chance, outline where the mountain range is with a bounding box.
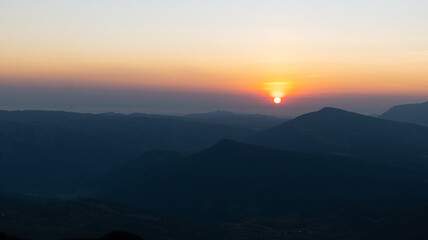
[2,104,428,239]
[0,111,255,196]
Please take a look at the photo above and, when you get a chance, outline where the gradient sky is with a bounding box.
[1,0,428,115]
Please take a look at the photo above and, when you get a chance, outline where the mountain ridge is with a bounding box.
[381,101,428,126]
[247,107,428,163]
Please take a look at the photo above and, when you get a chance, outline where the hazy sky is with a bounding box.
[1,0,428,115]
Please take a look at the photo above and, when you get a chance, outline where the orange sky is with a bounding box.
[1,0,428,110]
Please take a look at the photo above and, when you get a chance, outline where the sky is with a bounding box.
[1,0,428,116]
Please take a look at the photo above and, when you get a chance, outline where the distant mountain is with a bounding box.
[381,101,428,126]
[0,109,288,131]
[0,109,174,123]
[184,111,288,131]
[0,110,124,122]
[247,107,428,165]
[0,111,255,196]
[99,139,428,220]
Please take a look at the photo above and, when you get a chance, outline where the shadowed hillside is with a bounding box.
[99,139,428,220]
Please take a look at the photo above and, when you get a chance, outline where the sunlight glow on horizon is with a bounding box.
[263,82,290,99]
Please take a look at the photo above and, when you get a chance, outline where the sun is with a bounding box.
[263,81,289,104]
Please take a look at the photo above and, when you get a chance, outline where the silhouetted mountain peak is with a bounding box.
[279,107,367,128]
[319,107,349,114]
[303,107,359,119]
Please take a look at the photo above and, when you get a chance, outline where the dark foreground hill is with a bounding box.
[3,137,428,239]
[247,107,428,166]
[353,204,428,240]
[3,195,428,240]
[0,111,255,196]
[99,139,428,220]
[380,101,428,126]
[0,199,206,240]
[0,231,144,240]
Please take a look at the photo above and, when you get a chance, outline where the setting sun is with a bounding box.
[274,97,282,104]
